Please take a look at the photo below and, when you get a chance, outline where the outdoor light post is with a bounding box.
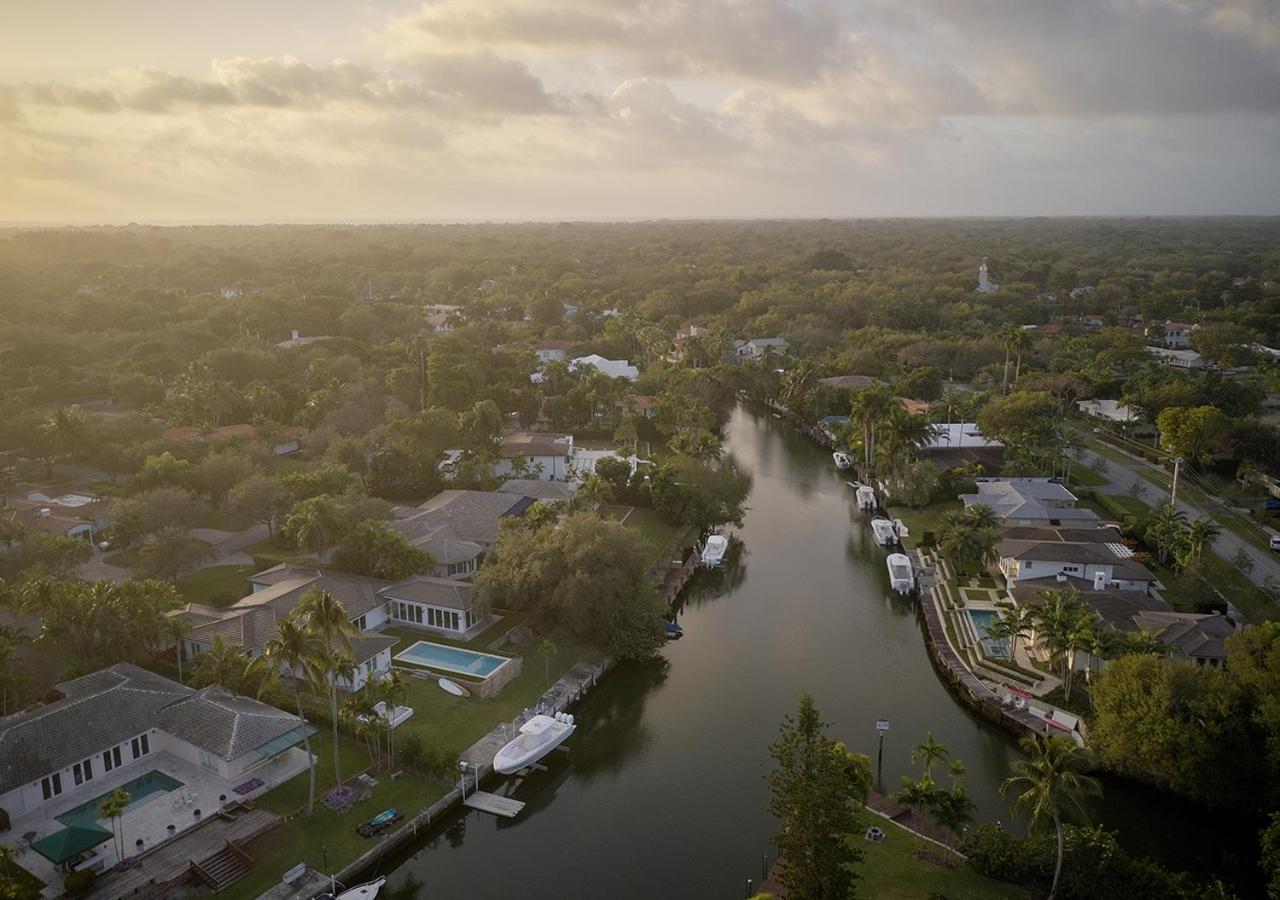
[875,719,889,793]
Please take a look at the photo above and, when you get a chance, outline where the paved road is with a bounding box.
[1081,444,1280,591]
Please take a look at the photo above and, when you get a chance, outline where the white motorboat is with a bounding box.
[322,876,386,900]
[892,518,909,539]
[855,485,877,511]
[870,517,900,546]
[700,534,729,567]
[494,712,576,775]
[832,451,854,470]
[887,553,914,594]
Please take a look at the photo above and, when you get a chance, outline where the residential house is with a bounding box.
[1076,399,1136,424]
[0,663,309,844]
[1079,314,1105,331]
[997,537,1156,594]
[1145,346,1207,369]
[1129,609,1236,667]
[381,576,489,635]
[496,431,575,481]
[162,423,307,456]
[817,374,880,391]
[961,478,1100,528]
[392,489,535,578]
[615,395,657,419]
[535,340,571,363]
[1161,320,1197,349]
[569,354,639,380]
[1027,323,1064,336]
[3,487,112,542]
[276,329,331,349]
[495,479,580,502]
[733,338,789,361]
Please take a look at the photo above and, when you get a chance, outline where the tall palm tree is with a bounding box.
[265,619,322,816]
[375,669,408,770]
[1146,503,1188,566]
[1184,517,1221,565]
[1010,327,1033,385]
[1002,734,1103,900]
[190,634,249,690]
[297,589,360,790]
[849,384,897,470]
[911,731,949,781]
[98,788,132,861]
[894,775,936,854]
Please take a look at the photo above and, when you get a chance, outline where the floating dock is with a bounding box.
[462,791,526,818]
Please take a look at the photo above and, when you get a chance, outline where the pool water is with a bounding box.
[967,609,1011,658]
[56,770,183,828]
[394,641,509,677]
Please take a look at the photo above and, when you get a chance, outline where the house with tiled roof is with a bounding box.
[0,663,308,849]
[392,490,534,579]
[961,478,1100,528]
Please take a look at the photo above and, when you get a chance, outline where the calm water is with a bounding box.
[381,406,1258,897]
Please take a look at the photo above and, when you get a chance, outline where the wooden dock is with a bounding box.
[462,791,526,818]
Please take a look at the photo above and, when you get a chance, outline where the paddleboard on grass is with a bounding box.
[438,677,470,697]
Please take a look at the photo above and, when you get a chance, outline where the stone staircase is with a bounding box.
[192,841,252,892]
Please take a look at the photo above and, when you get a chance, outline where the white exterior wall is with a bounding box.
[535,348,566,363]
[493,453,570,481]
[0,731,157,822]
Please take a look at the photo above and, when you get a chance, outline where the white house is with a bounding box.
[276,329,331,349]
[0,664,309,840]
[734,338,789,361]
[382,576,489,635]
[569,354,639,380]
[495,431,575,480]
[1076,399,1136,424]
[997,538,1155,593]
[1161,321,1197,349]
[535,340,571,363]
[1145,346,1207,369]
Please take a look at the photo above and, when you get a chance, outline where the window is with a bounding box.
[1063,565,1080,573]
[354,614,367,631]
[103,746,122,771]
[41,773,62,800]
[73,758,94,786]
[446,560,475,578]
[131,734,150,759]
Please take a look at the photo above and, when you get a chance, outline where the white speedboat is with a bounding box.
[322,876,386,900]
[494,712,576,775]
[887,553,914,594]
[832,451,854,470]
[855,485,877,511]
[870,517,900,546]
[700,534,729,567]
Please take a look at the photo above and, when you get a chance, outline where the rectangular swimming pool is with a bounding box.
[57,770,183,828]
[394,640,511,677]
[966,609,1011,658]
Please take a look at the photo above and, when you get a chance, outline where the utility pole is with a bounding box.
[1171,457,1182,506]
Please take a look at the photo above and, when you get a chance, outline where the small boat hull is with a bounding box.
[870,517,900,547]
[832,451,854,470]
[700,535,729,567]
[855,485,877,510]
[333,877,387,900]
[887,552,914,594]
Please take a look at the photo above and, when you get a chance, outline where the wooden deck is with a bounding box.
[462,791,526,818]
[84,807,281,900]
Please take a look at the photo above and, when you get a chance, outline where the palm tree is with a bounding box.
[780,359,820,418]
[283,495,347,555]
[571,475,613,511]
[894,775,936,854]
[536,638,559,688]
[190,634,250,690]
[911,731,949,781]
[166,617,191,684]
[98,788,132,861]
[344,691,381,769]
[932,785,977,853]
[1146,503,1188,566]
[964,503,1000,531]
[1002,734,1103,900]
[849,384,897,470]
[998,323,1028,394]
[376,669,408,770]
[265,619,322,816]
[297,589,359,790]
[939,521,999,576]
[997,604,1036,661]
[1010,327,1033,385]
[1184,517,1221,565]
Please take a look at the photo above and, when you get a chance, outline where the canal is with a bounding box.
[381,405,1256,897]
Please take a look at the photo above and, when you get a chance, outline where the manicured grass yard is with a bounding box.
[600,504,681,565]
[176,564,257,606]
[2,856,45,895]
[855,817,1030,900]
[249,538,323,569]
[1067,462,1108,488]
[884,498,963,550]
[220,731,449,900]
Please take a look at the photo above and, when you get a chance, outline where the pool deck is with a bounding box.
[2,749,309,897]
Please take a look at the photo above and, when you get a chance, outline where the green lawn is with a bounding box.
[1067,462,1108,488]
[176,564,257,606]
[600,505,681,565]
[248,538,324,570]
[387,628,602,756]
[854,817,1031,900]
[885,498,963,550]
[104,538,214,569]
[220,731,449,900]
[1,856,45,895]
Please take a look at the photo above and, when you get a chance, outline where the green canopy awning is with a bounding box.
[253,724,317,759]
[32,824,112,865]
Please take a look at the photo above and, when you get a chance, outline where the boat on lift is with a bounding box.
[832,451,854,470]
[870,517,899,546]
[855,485,877,511]
[887,553,915,594]
[320,876,386,900]
[494,712,576,775]
[700,534,729,567]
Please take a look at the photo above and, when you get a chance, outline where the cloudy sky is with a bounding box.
[2,0,1279,222]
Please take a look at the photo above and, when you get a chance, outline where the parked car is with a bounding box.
[1271,534,1280,551]
[1264,498,1280,511]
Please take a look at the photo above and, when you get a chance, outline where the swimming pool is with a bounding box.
[56,770,183,828]
[966,609,1011,658]
[394,641,511,677]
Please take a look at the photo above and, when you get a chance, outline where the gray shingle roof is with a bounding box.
[158,685,304,760]
[382,576,477,611]
[0,664,303,794]
[495,479,579,501]
[392,490,532,547]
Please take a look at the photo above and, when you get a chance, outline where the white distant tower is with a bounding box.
[976,257,999,294]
